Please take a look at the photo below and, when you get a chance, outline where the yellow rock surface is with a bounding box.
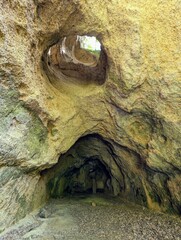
[0,0,180,229]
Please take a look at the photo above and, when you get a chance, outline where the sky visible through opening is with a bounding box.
[79,36,101,51]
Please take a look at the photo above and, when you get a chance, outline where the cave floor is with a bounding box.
[0,194,181,240]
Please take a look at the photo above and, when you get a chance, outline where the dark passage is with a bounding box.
[42,135,122,198]
[40,134,179,214]
[54,159,111,196]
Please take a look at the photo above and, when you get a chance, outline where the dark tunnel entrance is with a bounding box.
[51,158,112,197]
[41,134,177,214]
[42,134,122,198]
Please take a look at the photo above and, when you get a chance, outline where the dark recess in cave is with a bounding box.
[40,134,181,215]
[41,134,121,198]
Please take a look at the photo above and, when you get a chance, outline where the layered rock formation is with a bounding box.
[0,0,180,230]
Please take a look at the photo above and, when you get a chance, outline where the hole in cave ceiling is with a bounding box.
[43,35,107,87]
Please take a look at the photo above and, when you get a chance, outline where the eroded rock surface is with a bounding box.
[0,0,181,230]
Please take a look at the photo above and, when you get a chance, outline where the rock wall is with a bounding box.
[0,0,180,230]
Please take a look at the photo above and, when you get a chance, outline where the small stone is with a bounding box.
[38,208,49,218]
[92,202,96,207]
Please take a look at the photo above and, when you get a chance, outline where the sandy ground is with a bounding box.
[0,194,181,240]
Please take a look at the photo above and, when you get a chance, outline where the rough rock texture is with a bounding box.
[0,0,181,230]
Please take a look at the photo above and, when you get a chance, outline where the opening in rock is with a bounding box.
[43,35,107,88]
[42,134,159,210]
[42,134,122,198]
[54,158,111,196]
[79,36,101,57]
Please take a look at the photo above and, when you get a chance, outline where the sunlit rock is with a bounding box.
[0,0,180,230]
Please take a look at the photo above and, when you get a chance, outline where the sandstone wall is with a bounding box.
[0,0,180,230]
